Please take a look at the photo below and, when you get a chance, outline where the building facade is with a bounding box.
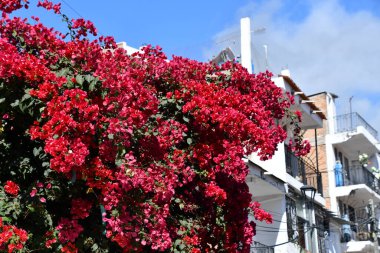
[247,71,328,253]
[305,92,380,253]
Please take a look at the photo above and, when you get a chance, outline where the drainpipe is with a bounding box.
[314,129,320,194]
[370,199,379,253]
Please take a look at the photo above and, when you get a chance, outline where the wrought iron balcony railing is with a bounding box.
[334,112,378,140]
[250,241,274,253]
[285,147,323,196]
[335,165,380,195]
[341,214,373,242]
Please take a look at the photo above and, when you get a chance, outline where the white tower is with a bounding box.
[240,17,252,74]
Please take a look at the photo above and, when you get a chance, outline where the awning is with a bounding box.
[330,215,354,225]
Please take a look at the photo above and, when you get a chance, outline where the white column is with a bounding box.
[240,17,252,74]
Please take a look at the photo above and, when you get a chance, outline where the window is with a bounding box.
[315,205,328,253]
[344,157,350,180]
[338,200,344,217]
[286,196,310,250]
[338,152,343,164]
[286,196,297,240]
[297,217,308,249]
[348,205,356,232]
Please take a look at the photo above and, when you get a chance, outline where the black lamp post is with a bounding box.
[301,185,316,209]
[301,185,317,253]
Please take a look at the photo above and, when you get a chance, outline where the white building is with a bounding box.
[305,92,380,253]
[247,71,327,253]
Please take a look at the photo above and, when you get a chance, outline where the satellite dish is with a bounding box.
[211,47,236,65]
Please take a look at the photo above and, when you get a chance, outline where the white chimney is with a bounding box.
[281,68,291,77]
[240,17,252,74]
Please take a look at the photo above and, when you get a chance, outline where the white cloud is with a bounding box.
[207,0,380,135]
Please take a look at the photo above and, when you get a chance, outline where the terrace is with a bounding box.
[335,112,378,140]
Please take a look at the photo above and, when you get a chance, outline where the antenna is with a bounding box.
[349,96,353,129]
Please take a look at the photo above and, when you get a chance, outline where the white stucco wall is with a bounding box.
[253,195,290,253]
[248,143,287,183]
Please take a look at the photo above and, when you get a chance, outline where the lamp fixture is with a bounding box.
[301,185,316,209]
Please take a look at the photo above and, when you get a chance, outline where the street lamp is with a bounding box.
[301,185,317,253]
[301,185,316,209]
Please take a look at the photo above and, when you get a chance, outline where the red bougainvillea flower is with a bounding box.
[4,181,19,196]
[61,242,78,253]
[0,0,310,252]
[56,218,83,243]
[0,218,28,251]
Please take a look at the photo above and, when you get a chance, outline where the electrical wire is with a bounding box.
[61,0,83,18]
[254,218,376,235]
[251,226,313,249]
[60,0,106,38]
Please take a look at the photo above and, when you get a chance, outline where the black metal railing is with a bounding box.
[285,147,306,183]
[335,112,378,139]
[341,215,373,242]
[285,147,323,196]
[306,171,323,197]
[250,241,274,253]
[336,165,380,194]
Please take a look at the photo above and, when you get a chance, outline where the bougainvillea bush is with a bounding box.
[0,0,309,252]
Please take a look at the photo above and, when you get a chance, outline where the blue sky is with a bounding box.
[14,0,380,133]
[15,1,380,60]
[15,0,252,60]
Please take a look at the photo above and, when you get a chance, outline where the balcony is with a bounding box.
[335,165,380,195]
[285,147,323,196]
[250,241,274,253]
[335,112,378,140]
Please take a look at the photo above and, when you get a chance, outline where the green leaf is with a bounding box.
[115,159,123,167]
[10,100,19,108]
[89,81,96,91]
[85,74,95,83]
[0,98,5,103]
[33,147,41,157]
[186,138,192,145]
[179,220,188,227]
[177,230,186,235]
[183,116,189,123]
[76,75,84,85]
[21,92,31,101]
[91,244,99,251]
[108,134,114,140]
[1,217,11,222]
[57,68,70,77]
